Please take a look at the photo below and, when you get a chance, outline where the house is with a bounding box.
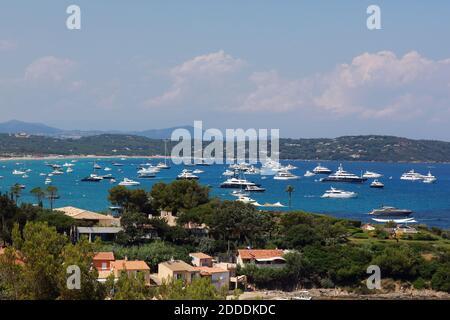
[55,206,120,227]
[93,252,115,271]
[194,266,230,290]
[74,226,123,242]
[110,259,151,285]
[158,260,199,284]
[236,249,286,268]
[395,225,418,236]
[189,252,213,267]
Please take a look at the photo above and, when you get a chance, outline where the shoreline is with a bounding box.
[1,154,449,165]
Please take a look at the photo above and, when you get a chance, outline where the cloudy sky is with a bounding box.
[1,1,450,140]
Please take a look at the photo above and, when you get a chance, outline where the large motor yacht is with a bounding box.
[362,171,383,179]
[220,177,258,188]
[273,170,300,180]
[400,170,423,181]
[118,178,141,186]
[244,185,266,192]
[312,163,332,174]
[176,169,199,180]
[81,174,103,182]
[370,179,384,188]
[320,164,367,183]
[321,187,357,198]
[421,171,437,183]
[369,206,413,217]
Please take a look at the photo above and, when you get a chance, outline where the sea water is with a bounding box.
[0,158,449,229]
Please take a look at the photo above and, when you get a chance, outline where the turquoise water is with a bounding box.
[0,158,449,229]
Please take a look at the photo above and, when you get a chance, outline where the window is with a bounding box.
[101,262,107,270]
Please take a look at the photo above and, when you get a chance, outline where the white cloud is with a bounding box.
[238,51,450,121]
[145,50,244,106]
[24,56,76,82]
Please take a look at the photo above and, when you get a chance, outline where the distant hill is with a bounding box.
[0,120,62,135]
[0,133,450,162]
[0,120,195,139]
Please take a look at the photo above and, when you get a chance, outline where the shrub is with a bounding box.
[353,233,369,239]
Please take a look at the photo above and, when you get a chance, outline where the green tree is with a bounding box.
[107,271,150,300]
[30,187,45,208]
[158,277,226,300]
[46,186,58,210]
[10,184,22,204]
[285,185,295,209]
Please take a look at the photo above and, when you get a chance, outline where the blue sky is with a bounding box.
[1,1,450,140]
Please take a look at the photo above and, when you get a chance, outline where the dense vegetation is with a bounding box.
[1,180,449,300]
[2,133,450,162]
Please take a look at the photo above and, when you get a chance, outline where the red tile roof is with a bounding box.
[93,252,115,261]
[111,260,150,271]
[194,266,228,276]
[189,252,213,259]
[238,249,284,260]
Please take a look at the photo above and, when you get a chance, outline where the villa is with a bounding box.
[236,249,287,268]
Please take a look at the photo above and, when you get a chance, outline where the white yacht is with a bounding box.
[245,185,266,192]
[138,167,159,175]
[192,169,204,174]
[304,170,315,177]
[176,169,199,180]
[321,164,367,183]
[118,178,141,186]
[244,166,260,175]
[81,174,103,182]
[93,162,102,170]
[321,187,357,199]
[63,162,74,167]
[66,167,74,173]
[236,195,257,205]
[285,164,298,170]
[421,171,436,183]
[45,177,52,185]
[12,169,26,175]
[400,170,423,181]
[362,171,383,179]
[222,169,235,176]
[231,190,249,197]
[220,177,257,188]
[52,170,64,175]
[370,179,384,188]
[22,174,29,179]
[104,167,112,171]
[273,170,300,180]
[369,206,412,217]
[312,163,332,174]
[156,162,170,169]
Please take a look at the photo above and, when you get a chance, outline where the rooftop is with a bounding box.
[55,206,119,223]
[238,249,285,260]
[93,252,115,261]
[112,260,150,271]
[159,260,196,272]
[189,252,213,259]
[194,266,228,275]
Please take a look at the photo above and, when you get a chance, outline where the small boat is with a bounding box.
[12,170,26,175]
[176,169,199,180]
[236,195,257,204]
[22,174,29,178]
[285,164,298,170]
[400,170,422,181]
[118,178,140,186]
[222,170,235,176]
[101,174,116,180]
[304,170,315,177]
[45,178,52,185]
[312,163,332,174]
[39,173,47,176]
[63,162,74,167]
[231,190,249,197]
[321,187,357,198]
[369,206,413,217]
[220,177,258,188]
[370,179,384,188]
[192,169,204,174]
[156,162,170,169]
[52,170,64,175]
[110,179,116,183]
[138,172,156,178]
[273,170,299,180]
[245,185,266,192]
[66,167,74,173]
[93,163,102,170]
[104,167,112,171]
[81,174,103,182]
[112,162,124,167]
[363,171,383,179]
[421,171,436,183]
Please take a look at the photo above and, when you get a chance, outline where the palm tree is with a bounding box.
[30,187,45,207]
[10,184,22,204]
[285,185,295,209]
[46,185,58,210]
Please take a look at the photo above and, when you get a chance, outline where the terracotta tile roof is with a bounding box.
[189,252,212,259]
[194,266,228,275]
[159,260,196,272]
[238,249,285,260]
[55,206,118,222]
[93,252,115,261]
[111,260,150,271]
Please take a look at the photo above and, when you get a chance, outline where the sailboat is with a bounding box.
[156,140,171,169]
